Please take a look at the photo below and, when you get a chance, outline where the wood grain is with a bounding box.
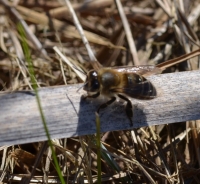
[0,70,200,146]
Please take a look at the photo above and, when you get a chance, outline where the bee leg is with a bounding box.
[82,92,100,99]
[97,97,116,114]
[118,94,133,126]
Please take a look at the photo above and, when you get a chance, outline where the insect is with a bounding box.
[82,63,161,126]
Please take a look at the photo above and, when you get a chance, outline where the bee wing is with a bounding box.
[111,71,157,99]
[112,80,157,99]
[111,65,162,77]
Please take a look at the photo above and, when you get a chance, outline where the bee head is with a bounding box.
[83,70,100,92]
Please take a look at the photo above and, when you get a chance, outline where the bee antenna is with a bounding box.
[76,82,87,92]
[72,65,87,75]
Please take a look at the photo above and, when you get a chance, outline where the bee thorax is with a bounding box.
[99,71,119,88]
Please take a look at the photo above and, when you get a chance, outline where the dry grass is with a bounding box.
[0,0,200,183]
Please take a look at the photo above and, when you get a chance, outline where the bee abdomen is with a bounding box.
[120,74,157,99]
[138,80,157,99]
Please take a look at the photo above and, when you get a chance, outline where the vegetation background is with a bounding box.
[0,0,200,183]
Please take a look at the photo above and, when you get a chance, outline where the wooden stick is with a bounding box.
[1,70,200,146]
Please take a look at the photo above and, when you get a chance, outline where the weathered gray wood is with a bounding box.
[0,70,200,146]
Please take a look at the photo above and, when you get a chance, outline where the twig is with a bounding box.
[0,0,50,60]
[156,48,200,70]
[53,46,86,82]
[115,0,140,65]
[64,0,97,63]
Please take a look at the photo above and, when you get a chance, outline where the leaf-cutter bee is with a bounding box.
[83,62,161,126]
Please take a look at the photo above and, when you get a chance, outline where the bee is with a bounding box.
[83,62,161,126]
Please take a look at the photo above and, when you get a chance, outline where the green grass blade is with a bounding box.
[17,23,65,184]
[95,112,101,183]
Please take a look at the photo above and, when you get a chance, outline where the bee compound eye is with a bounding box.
[90,80,100,91]
[88,70,97,78]
[92,71,98,77]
